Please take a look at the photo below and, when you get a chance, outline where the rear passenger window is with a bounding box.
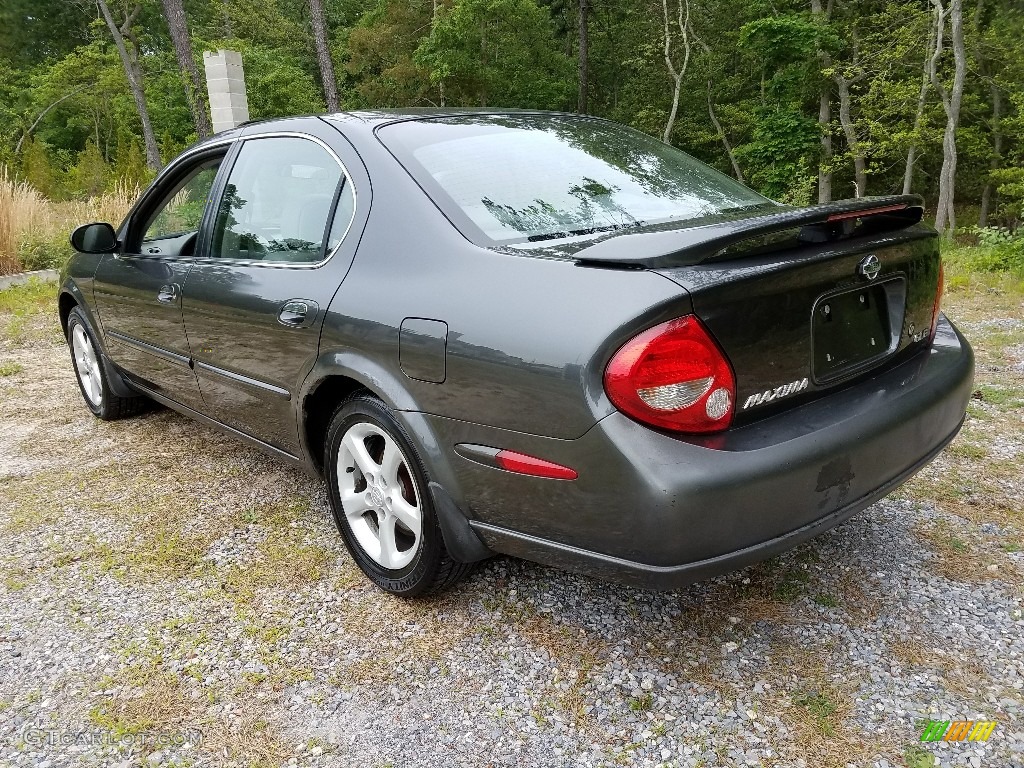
[209,137,346,264]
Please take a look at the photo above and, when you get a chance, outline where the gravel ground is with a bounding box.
[0,280,1022,768]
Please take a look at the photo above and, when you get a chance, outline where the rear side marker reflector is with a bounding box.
[495,450,578,480]
[454,444,578,480]
[826,204,907,223]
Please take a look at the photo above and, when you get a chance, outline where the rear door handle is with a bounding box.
[157,283,180,304]
[278,299,318,328]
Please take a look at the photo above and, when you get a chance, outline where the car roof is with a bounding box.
[181,108,587,154]
[324,107,577,126]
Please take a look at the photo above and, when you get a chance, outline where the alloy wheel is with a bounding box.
[72,324,103,407]
[336,421,423,570]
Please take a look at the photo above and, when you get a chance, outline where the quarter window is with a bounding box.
[209,137,346,264]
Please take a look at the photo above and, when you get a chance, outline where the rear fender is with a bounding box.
[299,350,492,561]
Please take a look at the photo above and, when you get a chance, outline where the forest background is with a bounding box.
[1,0,1022,276]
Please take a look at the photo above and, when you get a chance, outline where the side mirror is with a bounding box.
[70,222,119,254]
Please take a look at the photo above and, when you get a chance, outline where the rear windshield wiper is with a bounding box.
[526,221,646,243]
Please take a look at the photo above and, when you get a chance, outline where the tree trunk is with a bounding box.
[432,0,445,106]
[97,0,161,171]
[811,0,832,203]
[817,91,832,203]
[707,80,743,183]
[903,23,934,195]
[160,0,211,138]
[834,73,867,197]
[979,84,1002,226]
[930,0,966,237]
[577,0,589,113]
[307,0,339,112]
[661,0,692,144]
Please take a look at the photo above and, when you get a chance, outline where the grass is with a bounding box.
[790,688,839,737]
[0,165,137,274]
[904,744,935,768]
[0,361,22,376]
[0,277,62,345]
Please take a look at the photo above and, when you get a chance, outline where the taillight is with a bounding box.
[929,261,944,342]
[604,315,735,433]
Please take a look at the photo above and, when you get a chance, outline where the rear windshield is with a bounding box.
[378,114,773,245]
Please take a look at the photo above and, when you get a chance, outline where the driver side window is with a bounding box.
[138,159,222,252]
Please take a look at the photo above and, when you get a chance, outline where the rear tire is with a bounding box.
[324,393,472,596]
[66,307,147,421]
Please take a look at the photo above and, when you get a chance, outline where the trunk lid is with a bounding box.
[572,195,942,425]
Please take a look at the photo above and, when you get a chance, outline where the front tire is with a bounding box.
[66,307,147,421]
[325,394,472,596]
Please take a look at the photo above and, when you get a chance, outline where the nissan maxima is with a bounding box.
[60,110,974,596]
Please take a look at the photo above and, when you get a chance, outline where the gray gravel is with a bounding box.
[1,300,1022,768]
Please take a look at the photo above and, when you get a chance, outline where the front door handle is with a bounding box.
[278,299,318,328]
[157,283,180,304]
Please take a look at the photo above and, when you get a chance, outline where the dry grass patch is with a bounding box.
[914,519,1019,583]
[89,665,192,740]
[332,588,478,688]
[772,644,895,768]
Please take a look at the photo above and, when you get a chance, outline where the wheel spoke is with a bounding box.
[391,497,421,537]
[342,431,379,478]
[377,515,399,569]
[379,439,403,485]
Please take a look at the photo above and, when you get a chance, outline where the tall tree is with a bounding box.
[929,0,966,236]
[833,41,867,197]
[811,0,833,203]
[660,0,693,144]
[308,0,340,112]
[903,14,936,195]
[96,0,161,170]
[577,0,589,113]
[159,0,211,139]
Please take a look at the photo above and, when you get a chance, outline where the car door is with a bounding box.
[181,129,358,456]
[93,144,231,411]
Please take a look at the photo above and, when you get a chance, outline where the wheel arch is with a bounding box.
[58,290,78,337]
[299,354,493,564]
[299,351,424,475]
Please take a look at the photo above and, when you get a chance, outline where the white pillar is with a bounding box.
[203,49,250,133]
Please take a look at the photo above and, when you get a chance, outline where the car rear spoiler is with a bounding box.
[572,195,925,270]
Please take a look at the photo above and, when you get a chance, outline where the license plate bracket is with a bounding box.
[812,278,904,383]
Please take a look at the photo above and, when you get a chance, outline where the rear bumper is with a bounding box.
[432,315,974,589]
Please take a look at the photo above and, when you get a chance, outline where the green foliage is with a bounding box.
[739,14,826,70]
[948,227,1024,276]
[992,167,1024,225]
[415,0,573,109]
[735,108,819,203]
[233,44,326,119]
[0,0,1021,221]
[344,1,434,108]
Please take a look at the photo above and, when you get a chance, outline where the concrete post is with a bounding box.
[203,49,250,133]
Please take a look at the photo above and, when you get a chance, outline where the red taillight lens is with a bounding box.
[604,315,736,433]
[929,261,945,342]
[495,450,578,480]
